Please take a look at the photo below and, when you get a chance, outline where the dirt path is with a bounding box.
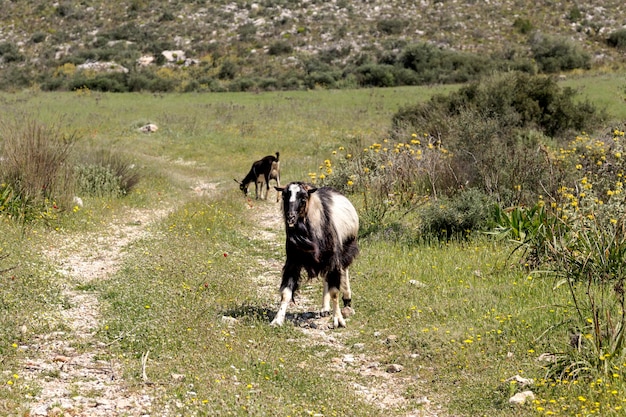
[20,206,172,416]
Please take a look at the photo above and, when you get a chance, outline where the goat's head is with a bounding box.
[234,178,248,195]
[276,182,317,228]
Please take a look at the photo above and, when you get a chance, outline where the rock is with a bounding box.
[31,405,49,416]
[506,374,534,387]
[386,364,404,373]
[509,390,535,405]
[221,316,239,326]
[162,50,186,62]
[342,354,355,363]
[139,124,158,133]
[77,61,129,73]
[171,373,186,382]
[537,352,557,362]
[409,279,426,287]
[137,55,155,66]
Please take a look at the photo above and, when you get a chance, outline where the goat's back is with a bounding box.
[312,187,358,242]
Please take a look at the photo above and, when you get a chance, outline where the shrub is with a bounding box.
[529,33,591,73]
[68,73,129,92]
[268,41,293,56]
[354,64,395,87]
[390,72,605,206]
[397,42,493,84]
[417,188,495,242]
[501,128,626,381]
[607,29,626,50]
[237,23,257,42]
[513,18,533,35]
[0,42,24,63]
[376,19,407,35]
[304,71,338,89]
[31,32,47,44]
[74,150,140,197]
[218,60,238,80]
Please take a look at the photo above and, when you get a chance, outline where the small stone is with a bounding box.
[385,335,398,344]
[341,306,354,317]
[509,390,535,405]
[31,405,49,416]
[507,374,534,387]
[537,352,556,362]
[342,354,355,363]
[221,316,238,325]
[415,396,430,405]
[171,373,186,382]
[139,123,158,133]
[96,398,111,407]
[386,364,404,373]
[117,398,133,409]
[49,407,63,416]
[53,355,71,363]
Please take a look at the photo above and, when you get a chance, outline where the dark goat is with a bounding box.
[235,152,280,200]
[271,182,359,328]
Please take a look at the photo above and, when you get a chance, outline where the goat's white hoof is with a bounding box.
[270,316,284,327]
[333,315,346,328]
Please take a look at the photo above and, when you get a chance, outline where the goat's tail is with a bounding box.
[275,151,280,161]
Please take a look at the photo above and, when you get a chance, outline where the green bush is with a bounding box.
[304,71,338,89]
[0,42,24,63]
[355,64,395,87]
[529,33,591,73]
[607,29,626,50]
[513,18,533,35]
[417,188,495,242]
[74,150,140,197]
[268,41,293,56]
[390,72,605,206]
[376,18,407,35]
[67,73,129,92]
[499,129,626,381]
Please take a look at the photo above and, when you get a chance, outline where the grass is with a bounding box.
[1,74,626,415]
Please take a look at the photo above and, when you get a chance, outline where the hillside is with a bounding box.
[0,0,625,92]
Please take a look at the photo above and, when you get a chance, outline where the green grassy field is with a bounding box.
[1,75,626,416]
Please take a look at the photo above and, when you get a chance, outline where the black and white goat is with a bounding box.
[271,182,359,328]
[235,152,280,201]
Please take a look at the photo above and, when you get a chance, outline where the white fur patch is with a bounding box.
[288,183,300,202]
[328,194,359,242]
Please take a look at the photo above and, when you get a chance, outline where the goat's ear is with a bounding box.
[274,186,284,192]
[234,178,241,184]
[302,184,317,195]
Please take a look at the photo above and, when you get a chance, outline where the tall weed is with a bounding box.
[0,115,78,222]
